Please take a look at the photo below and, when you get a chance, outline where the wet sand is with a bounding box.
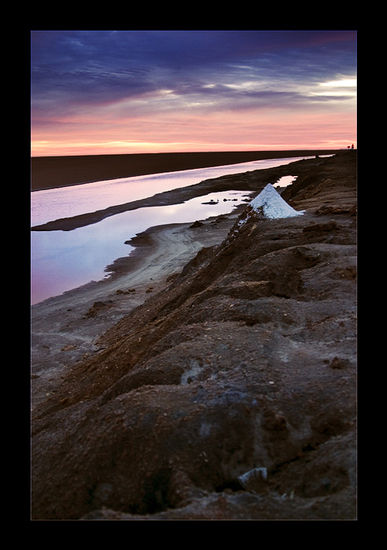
[31,150,338,191]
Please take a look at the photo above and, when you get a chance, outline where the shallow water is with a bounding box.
[31,190,250,304]
[273,175,298,189]
[31,156,312,227]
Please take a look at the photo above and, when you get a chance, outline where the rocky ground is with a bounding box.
[31,152,357,520]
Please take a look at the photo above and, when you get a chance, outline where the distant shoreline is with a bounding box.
[31,150,339,192]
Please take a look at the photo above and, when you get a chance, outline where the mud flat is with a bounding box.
[31,152,357,520]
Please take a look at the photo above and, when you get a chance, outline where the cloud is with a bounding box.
[31,30,357,109]
[31,30,357,154]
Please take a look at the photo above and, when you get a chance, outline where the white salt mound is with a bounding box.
[250,183,304,219]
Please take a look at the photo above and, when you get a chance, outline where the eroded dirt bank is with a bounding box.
[31,152,357,520]
[31,218,240,410]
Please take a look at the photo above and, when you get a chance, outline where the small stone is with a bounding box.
[329,357,351,369]
[61,344,77,351]
[238,467,268,491]
[190,221,203,228]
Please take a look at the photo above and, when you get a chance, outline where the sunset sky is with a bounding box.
[31,30,357,157]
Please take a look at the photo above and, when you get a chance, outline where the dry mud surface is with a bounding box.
[31,152,357,520]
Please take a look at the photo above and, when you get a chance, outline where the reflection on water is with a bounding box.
[31,155,332,304]
[31,190,250,305]
[31,156,313,227]
[273,175,298,189]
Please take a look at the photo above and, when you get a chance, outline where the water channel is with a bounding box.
[31,156,312,304]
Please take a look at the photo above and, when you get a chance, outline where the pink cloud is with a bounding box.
[31,105,356,156]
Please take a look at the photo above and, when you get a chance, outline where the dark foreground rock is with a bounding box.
[31,152,357,520]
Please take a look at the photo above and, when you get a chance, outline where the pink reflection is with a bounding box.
[31,190,250,304]
[31,156,313,227]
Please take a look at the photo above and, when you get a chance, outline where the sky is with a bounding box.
[30,30,357,156]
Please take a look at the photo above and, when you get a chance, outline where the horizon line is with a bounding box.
[31,147,345,159]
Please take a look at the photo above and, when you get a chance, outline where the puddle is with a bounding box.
[273,175,298,190]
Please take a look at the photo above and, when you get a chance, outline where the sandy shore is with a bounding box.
[31,149,338,191]
[31,209,242,409]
